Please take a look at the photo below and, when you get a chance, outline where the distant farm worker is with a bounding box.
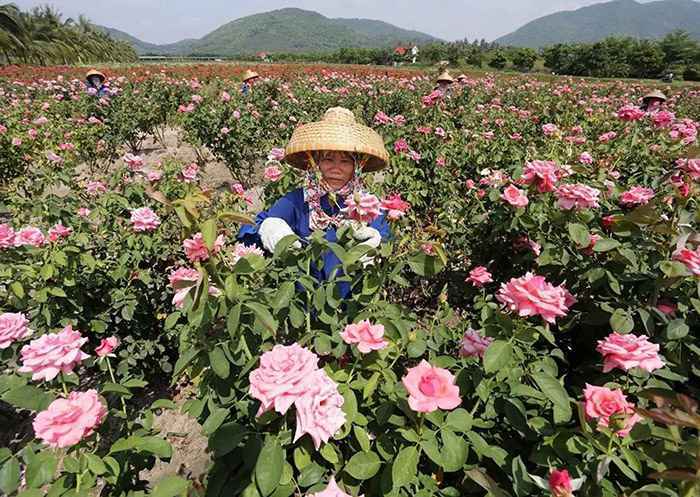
[435,70,454,93]
[237,107,392,299]
[456,74,469,84]
[240,69,260,96]
[85,69,108,97]
[640,89,667,112]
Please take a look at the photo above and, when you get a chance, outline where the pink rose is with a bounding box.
[380,194,410,220]
[33,389,107,448]
[249,343,319,416]
[459,329,493,358]
[402,360,461,413]
[181,163,199,183]
[343,192,382,224]
[220,91,231,102]
[501,185,529,208]
[583,384,642,437]
[0,224,16,248]
[435,126,446,137]
[578,152,593,165]
[95,336,119,358]
[672,246,700,275]
[46,151,63,163]
[122,153,144,172]
[147,170,163,182]
[373,111,392,125]
[598,131,617,143]
[497,273,576,324]
[620,186,654,207]
[341,320,388,353]
[293,369,346,449]
[522,160,559,192]
[19,325,90,381]
[168,267,201,308]
[549,469,573,497]
[677,158,700,181]
[77,208,91,218]
[183,232,225,262]
[48,223,72,242]
[555,184,601,210]
[393,138,409,153]
[542,123,559,136]
[596,333,664,373]
[130,207,161,232]
[408,150,421,162]
[308,477,359,497]
[617,104,645,121]
[421,243,436,256]
[651,110,675,129]
[263,165,283,182]
[85,180,107,196]
[0,312,32,349]
[467,266,493,287]
[230,182,246,196]
[267,148,285,161]
[232,242,264,263]
[14,227,46,247]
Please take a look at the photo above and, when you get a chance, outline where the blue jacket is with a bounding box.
[238,188,391,298]
[86,82,108,97]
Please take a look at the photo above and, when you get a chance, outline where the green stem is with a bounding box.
[106,358,127,416]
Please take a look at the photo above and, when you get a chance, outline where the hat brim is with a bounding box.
[86,71,105,81]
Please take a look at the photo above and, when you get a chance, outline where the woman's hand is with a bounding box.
[258,218,302,253]
[352,225,382,265]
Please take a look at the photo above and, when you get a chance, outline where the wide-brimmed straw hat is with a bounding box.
[284,107,389,172]
[242,69,259,82]
[642,89,667,102]
[457,74,468,81]
[86,69,105,81]
[436,70,454,83]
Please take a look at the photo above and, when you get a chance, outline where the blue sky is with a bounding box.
[13,0,654,44]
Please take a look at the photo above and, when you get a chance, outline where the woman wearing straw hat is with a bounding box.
[237,107,391,298]
[241,69,260,96]
[85,69,108,97]
[435,70,455,94]
[640,89,667,112]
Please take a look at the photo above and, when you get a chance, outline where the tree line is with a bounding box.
[0,4,137,65]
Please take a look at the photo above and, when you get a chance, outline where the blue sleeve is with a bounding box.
[370,213,392,241]
[236,190,301,246]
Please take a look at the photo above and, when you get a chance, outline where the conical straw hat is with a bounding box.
[437,70,454,83]
[242,69,259,82]
[457,74,468,81]
[284,107,389,172]
[86,69,105,81]
[642,89,667,102]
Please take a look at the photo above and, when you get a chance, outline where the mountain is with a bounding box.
[98,8,438,56]
[495,0,700,48]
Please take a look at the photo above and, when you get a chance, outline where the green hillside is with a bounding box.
[496,0,700,48]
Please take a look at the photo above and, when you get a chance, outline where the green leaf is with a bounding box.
[610,309,634,334]
[392,446,419,487]
[101,382,133,397]
[1,385,54,411]
[345,451,381,480]
[297,462,324,488]
[593,238,620,252]
[25,452,57,488]
[227,304,242,338]
[363,372,380,400]
[353,426,371,452]
[407,252,444,277]
[173,346,200,378]
[659,261,690,278]
[0,456,20,495]
[666,320,689,340]
[245,302,278,334]
[85,453,107,476]
[10,281,24,299]
[446,408,473,433]
[202,407,229,435]
[151,475,189,497]
[164,312,181,330]
[319,443,339,464]
[201,218,218,251]
[208,422,246,458]
[209,346,230,379]
[255,439,284,497]
[532,372,572,422]
[567,223,590,247]
[441,430,468,472]
[483,340,512,374]
[137,437,172,459]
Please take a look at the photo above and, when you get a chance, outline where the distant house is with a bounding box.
[256,51,269,61]
[394,46,409,57]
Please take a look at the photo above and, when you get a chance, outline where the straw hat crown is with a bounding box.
[242,69,259,82]
[284,107,389,172]
[86,69,105,81]
[437,70,454,83]
[643,89,667,101]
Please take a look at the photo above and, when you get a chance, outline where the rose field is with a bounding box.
[1,63,700,497]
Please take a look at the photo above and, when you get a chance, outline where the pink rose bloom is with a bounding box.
[46,151,63,164]
[77,208,91,218]
[522,160,559,192]
[130,207,161,232]
[95,336,119,358]
[409,150,422,162]
[677,158,700,181]
[12,137,22,146]
[381,194,410,220]
[673,246,700,275]
[267,148,285,161]
[263,165,283,182]
[230,182,246,196]
[341,320,388,353]
[467,266,493,287]
[0,223,16,248]
[232,242,264,263]
[168,267,200,308]
[435,126,446,137]
[596,333,664,373]
[343,192,382,223]
[617,104,645,121]
[393,114,406,126]
[583,384,642,437]
[122,153,144,172]
[620,186,654,207]
[19,325,90,381]
[14,227,46,247]
[294,369,346,449]
[459,329,493,358]
[501,185,529,208]
[191,94,203,103]
[48,223,72,242]
[373,111,392,125]
[656,300,677,315]
[555,184,601,210]
[183,232,225,262]
[220,127,230,135]
[402,360,461,413]
[421,243,436,256]
[651,110,675,129]
[220,91,231,102]
[33,389,107,448]
[0,312,32,349]
[549,469,573,497]
[308,477,359,497]
[598,131,617,143]
[394,138,409,154]
[542,123,559,136]
[510,132,523,141]
[578,152,594,165]
[233,109,241,119]
[85,180,107,196]
[249,343,319,416]
[497,273,576,324]
[181,163,199,182]
[466,179,475,189]
[147,170,163,182]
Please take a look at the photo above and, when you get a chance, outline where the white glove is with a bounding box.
[258,217,301,253]
[352,226,382,265]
